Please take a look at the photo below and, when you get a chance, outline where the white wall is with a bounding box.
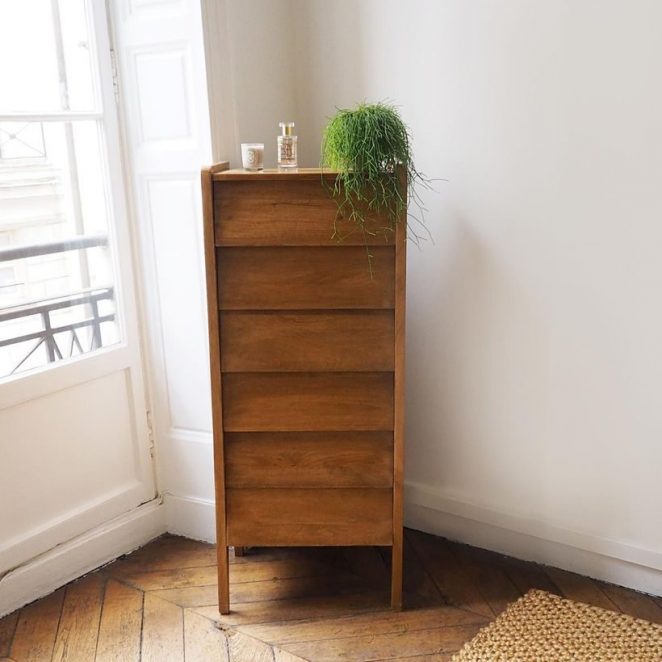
[202,0,662,594]
[202,0,298,165]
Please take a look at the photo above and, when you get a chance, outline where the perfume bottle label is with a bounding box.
[280,142,294,159]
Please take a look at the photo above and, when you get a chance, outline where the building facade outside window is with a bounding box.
[0,0,120,379]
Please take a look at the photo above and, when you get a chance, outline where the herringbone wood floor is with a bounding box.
[2,529,661,661]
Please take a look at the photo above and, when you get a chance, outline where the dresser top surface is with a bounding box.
[212,167,340,182]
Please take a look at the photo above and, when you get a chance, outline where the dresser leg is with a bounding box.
[218,545,230,614]
[390,538,403,610]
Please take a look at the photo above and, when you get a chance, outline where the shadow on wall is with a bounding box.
[406,215,549,507]
[293,0,367,166]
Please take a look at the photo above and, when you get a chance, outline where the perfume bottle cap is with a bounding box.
[279,122,295,136]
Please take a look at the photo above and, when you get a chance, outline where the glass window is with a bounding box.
[0,0,121,379]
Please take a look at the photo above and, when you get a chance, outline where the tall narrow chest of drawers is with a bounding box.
[201,163,406,614]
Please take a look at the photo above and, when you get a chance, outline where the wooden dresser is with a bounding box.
[201,163,406,614]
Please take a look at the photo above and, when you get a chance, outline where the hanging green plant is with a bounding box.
[321,101,431,247]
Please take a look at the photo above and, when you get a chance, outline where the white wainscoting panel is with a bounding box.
[0,370,153,575]
[133,46,194,144]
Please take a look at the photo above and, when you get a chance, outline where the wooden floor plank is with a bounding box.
[52,574,104,662]
[105,535,216,577]
[226,629,275,662]
[544,567,619,611]
[272,649,310,662]
[3,533,661,661]
[183,609,229,662]
[401,533,445,608]
[236,605,488,646]
[406,530,493,618]
[448,543,521,616]
[10,588,64,662]
[141,593,184,662]
[599,583,662,624]
[122,558,333,592]
[0,611,18,657]
[95,580,143,662]
[193,590,390,627]
[499,557,563,597]
[282,623,484,661]
[334,546,391,590]
[154,573,363,609]
[384,656,453,662]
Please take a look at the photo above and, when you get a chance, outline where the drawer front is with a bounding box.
[226,488,393,546]
[217,246,395,310]
[222,372,394,432]
[225,432,393,488]
[220,311,394,372]
[214,180,393,246]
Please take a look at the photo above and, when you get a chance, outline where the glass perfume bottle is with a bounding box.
[277,121,298,168]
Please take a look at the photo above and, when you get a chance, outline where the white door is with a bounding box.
[0,0,156,612]
[109,0,215,538]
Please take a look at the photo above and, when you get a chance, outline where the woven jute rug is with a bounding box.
[452,589,662,662]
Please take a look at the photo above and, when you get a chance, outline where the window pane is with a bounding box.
[59,0,97,111]
[0,0,96,112]
[0,120,120,379]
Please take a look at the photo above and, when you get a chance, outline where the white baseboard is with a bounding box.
[405,480,662,597]
[0,499,166,618]
[164,493,216,542]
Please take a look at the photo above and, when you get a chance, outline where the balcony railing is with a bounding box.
[0,234,115,377]
[0,234,108,262]
[0,287,115,375]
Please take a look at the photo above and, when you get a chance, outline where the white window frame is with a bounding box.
[0,0,142,404]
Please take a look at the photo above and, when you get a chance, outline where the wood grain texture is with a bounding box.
[183,609,229,662]
[213,168,339,181]
[282,624,484,661]
[10,588,64,662]
[52,574,104,662]
[217,246,395,310]
[225,431,393,488]
[141,594,184,662]
[226,488,393,546]
[226,629,275,662]
[407,530,494,619]
[193,591,389,628]
[237,606,487,645]
[122,558,333,593]
[220,310,395,372]
[497,556,562,597]
[0,611,17,658]
[544,567,618,611]
[1,533,661,661]
[202,165,230,614]
[222,372,394,432]
[449,543,521,617]
[105,535,216,576]
[153,574,361,609]
[95,580,143,662]
[599,583,662,624]
[207,170,403,611]
[214,179,393,246]
[391,210,407,610]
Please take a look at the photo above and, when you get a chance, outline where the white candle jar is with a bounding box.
[241,143,264,171]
